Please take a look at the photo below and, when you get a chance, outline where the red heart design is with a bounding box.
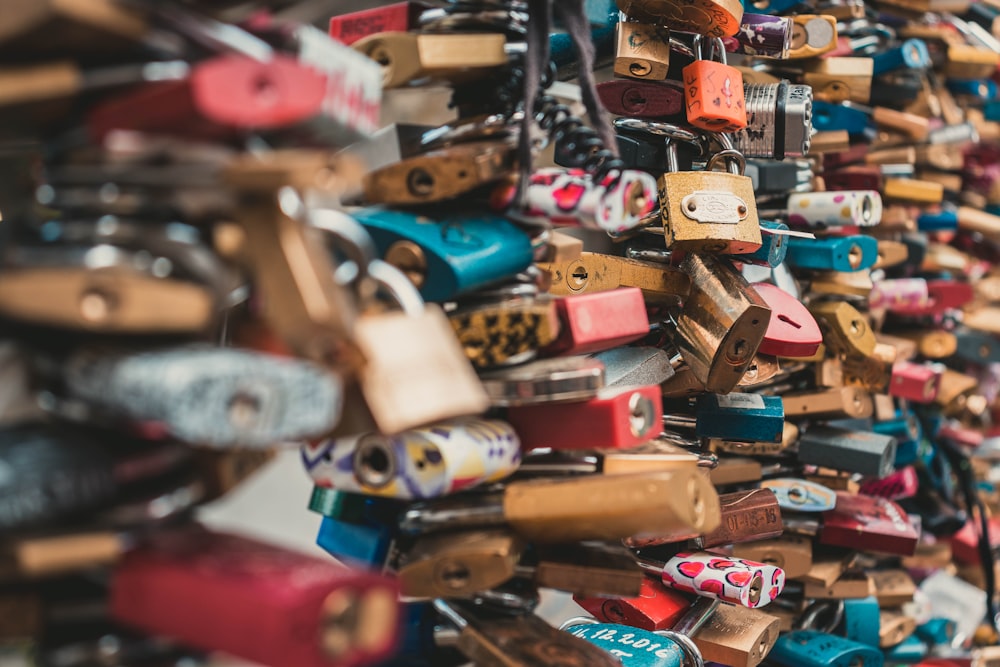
[708,559,737,570]
[552,181,586,212]
[700,579,724,595]
[726,571,753,587]
[676,561,705,579]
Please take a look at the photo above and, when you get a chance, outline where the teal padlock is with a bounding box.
[768,630,884,667]
[563,621,685,667]
[785,235,879,273]
[351,206,534,302]
[841,596,881,648]
[882,633,928,663]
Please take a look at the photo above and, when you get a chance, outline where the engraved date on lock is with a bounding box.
[680,191,749,224]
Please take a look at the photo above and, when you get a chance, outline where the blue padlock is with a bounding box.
[947,78,998,102]
[768,630,884,667]
[882,633,928,663]
[872,411,921,467]
[954,330,1000,365]
[563,622,684,667]
[917,208,958,232]
[310,488,400,567]
[841,596,881,648]
[734,220,790,268]
[985,99,1000,122]
[351,207,534,302]
[914,617,955,647]
[872,39,931,75]
[550,0,616,67]
[695,393,784,443]
[760,478,837,512]
[811,101,870,135]
[785,235,878,273]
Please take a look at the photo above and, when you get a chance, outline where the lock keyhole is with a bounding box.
[777,314,802,329]
[623,89,647,111]
[629,61,651,77]
[228,392,261,430]
[438,560,471,590]
[407,168,435,197]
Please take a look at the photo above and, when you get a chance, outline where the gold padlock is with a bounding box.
[782,386,874,420]
[945,44,1000,80]
[803,571,876,599]
[803,57,873,104]
[788,15,838,59]
[614,21,672,80]
[539,251,690,303]
[353,31,508,88]
[612,0,744,38]
[660,143,763,255]
[809,300,877,358]
[675,253,771,394]
[692,604,781,667]
[733,535,813,580]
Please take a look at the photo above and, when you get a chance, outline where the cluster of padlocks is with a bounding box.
[4,0,1000,666]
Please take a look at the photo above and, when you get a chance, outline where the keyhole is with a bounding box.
[777,314,802,329]
[623,89,647,111]
[603,601,626,622]
[438,561,471,590]
[567,261,589,291]
[252,75,278,107]
[407,168,435,197]
[848,244,863,269]
[748,573,763,606]
[228,392,261,430]
[629,61,651,77]
[850,319,864,335]
[79,288,117,323]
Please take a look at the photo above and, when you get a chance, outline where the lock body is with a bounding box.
[614,22,671,81]
[659,170,762,254]
[797,426,897,479]
[683,48,748,132]
[695,393,784,443]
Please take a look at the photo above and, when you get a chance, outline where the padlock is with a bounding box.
[786,235,879,273]
[760,478,838,513]
[804,569,875,601]
[529,542,646,598]
[628,487,782,549]
[686,601,781,667]
[394,529,526,598]
[593,347,675,388]
[733,221,791,269]
[731,82,813,159]
[598,79,687,118]
[797,425,896,478]
[840,596,881,647]
[788,15,839,59]
[745,160,812,193]
[539,252,690,303]
[767,630,883,667]
[520,439,702,477]
[889,361,942,403]
[803,57,874,105]
[398,469,721,543]
[496,168,659,234]
[820,492,919,556]
[363,141,515,205]
[328,1,433,45]
[63,345,343,449]
[858,466,920,501]
[786,190,883,228]
[682,36,748,132]
[873,38,932,74]
[870,568,917,607]
[781,387,875,420]
[751,282,823,358]
[0,0,148,60]
[574,576,692,632]
[301,418,521,500]
[110,526,401,667]
[350,207,533,302]
[353,31,507,88]
[314,498,397,568]
[643,551,786,609]
[693,393,785,443]
[562,621,685,667]
[674,253,771,394]
[614,21,672,81]
[709,456,764,486]
[449,297,562,369]
[880,609,918,648]
[808,300,877,358]
[724,13,793,59]
[732,535,813,580]
[541,287,650,356]
[478,356,605,407]
[612,0,744,37]
[506,384,662,452]
[434,600,622,667]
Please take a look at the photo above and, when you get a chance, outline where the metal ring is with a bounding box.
[559,616,600,631]
[367,260,425,317]
[613,118,702,147]
[795,599,844,633]
[706,148,746,176]
[654,630,705,667]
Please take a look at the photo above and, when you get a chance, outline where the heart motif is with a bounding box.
[700,579,724,595]
[707,559,737,570]
[726,570,753,587]
[676,561,705,579]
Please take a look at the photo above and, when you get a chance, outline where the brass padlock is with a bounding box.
[675,253,771,394]
[614,21,672,81]
[660,137,763,255]
[733,535,814,580]
[803,571,876,599]
[353,31,508,88]
[692,604,781,667]
[613,0,744,37]
[788,15,838,59]
[782,386,874,420]
[539,251,690,303]
[803,57,873,104]
[808,300,877,359]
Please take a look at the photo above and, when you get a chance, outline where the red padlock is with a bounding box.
[859,466,919,501]
[329,1,431,45]
[541,287,649,356]
[682,36,747,133]
[574,576,692,631]
[949,517,1000,566]
[820,492,919,556]
[889,361,942,403]
[110,526,401,667]
[596,79,686,118]
[506,384,663,452]
[751,282,823,358]
[90,54,328,142]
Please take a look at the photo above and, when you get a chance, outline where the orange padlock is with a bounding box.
[683,35,747,133]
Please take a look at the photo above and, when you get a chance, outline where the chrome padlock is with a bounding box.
[659,134,762,255]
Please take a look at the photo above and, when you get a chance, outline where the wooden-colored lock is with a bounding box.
[869,569,917,607]
[879,610,917,648]
[803,57,873,104]
[363,141,515,205]
[660,144,762,255]
[709,456,764,486]
[0,0,148,59]
[809,271,874,298]
[945,44,1000,80]
[353,31,508,88]
[782,386,874,420]
[733,535,814,580]
[692,604,781,667]
[803,571,876,599]
[675,253,771,394]
[808,300,877,359]
[614,21,671,80]
[396,529,524,598]
[884,177,945,204]
[539,251,690,303]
